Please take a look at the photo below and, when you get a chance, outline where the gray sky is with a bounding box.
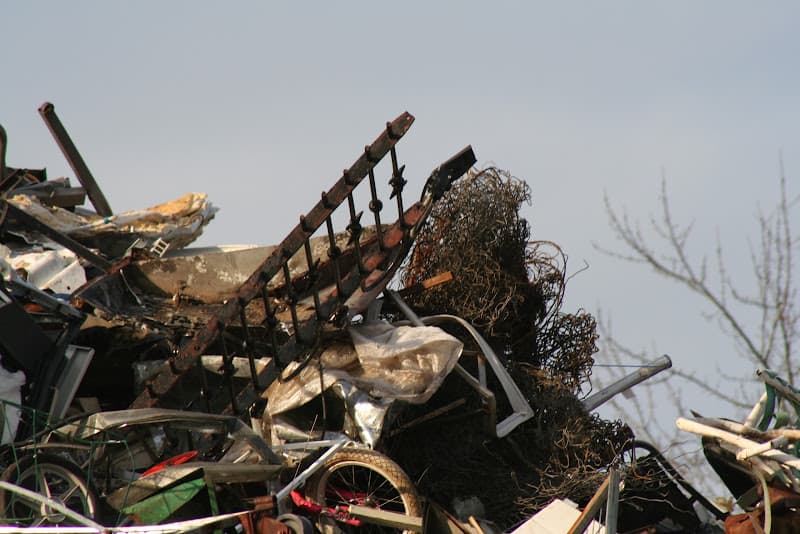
[4,3,800,430]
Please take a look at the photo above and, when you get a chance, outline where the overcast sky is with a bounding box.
[4,3,800,442]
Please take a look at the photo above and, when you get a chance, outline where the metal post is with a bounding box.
[605,468,620,534]
[582,355,672,411]
[386,289,425,327]
[38,102,113,216]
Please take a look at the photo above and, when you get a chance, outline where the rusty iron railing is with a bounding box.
[130,113,474,416]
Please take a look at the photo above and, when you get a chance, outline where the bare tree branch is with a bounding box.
[595,166,799,497]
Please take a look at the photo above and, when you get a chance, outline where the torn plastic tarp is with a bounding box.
[0,364,25,444]
[264,321,463,445]
[0,244,15,281]
[7,192,217,251]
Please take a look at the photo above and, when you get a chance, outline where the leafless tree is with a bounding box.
[596,162,799,497]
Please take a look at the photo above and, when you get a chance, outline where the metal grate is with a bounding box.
[129,112,445,416]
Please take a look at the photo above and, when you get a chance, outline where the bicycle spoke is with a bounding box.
[58,482,81,504]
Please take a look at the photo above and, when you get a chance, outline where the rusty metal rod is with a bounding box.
[367,167,384,248]
[302,239,323,318]
[389,147,406,220]
[219,330,239,415]
[260,285,280,359]
[38,102,113,217]
[346,194,367,275]
[325,216,344,297]
[282,262,302,344]
[238,305,261,393]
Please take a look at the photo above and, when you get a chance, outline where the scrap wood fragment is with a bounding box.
[566,475,610,534]
[692,414,800,442]
[396,271,454,296]
[348,504,423,531]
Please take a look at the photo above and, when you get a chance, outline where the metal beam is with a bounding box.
[38,102,113,217]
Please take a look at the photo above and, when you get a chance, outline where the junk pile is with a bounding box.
[0,103,768,533]
[677,369,800,534]
[391,168,629,522]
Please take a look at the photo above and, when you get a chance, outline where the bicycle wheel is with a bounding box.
[304,448,422,534]
[0,454,98,526]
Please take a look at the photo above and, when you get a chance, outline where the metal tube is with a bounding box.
[386,289,424,327]
[582,355,672,411]
[605,468,620,534]
[38,102,113,216]
[238,306,260,392]
[274,437,349,511]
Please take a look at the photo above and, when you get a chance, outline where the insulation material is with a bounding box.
[265,322,463,417]
[8,192,217,249]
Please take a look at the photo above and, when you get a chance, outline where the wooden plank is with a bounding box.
[347,504,423,531]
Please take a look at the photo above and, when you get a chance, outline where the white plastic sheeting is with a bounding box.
[511,499,606,534]
[0,364,26,444]
[265,322,463,417]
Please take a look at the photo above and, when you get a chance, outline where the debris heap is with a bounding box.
[392,167,631,527]
[0,104,735,533]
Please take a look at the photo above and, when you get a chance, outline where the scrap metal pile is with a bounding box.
[2,103,785,533]
[676,370,800,534]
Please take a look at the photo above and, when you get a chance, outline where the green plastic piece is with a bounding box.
[757,386,777,431]
[121,478,206,524]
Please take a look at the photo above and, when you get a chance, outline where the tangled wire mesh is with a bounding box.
[389,167,632,527]
[402,167,598,390]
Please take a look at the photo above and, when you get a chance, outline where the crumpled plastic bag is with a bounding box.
[0,363,26,444]
[265,322,463,416]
